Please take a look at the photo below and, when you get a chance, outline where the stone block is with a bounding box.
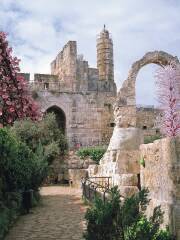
[118,186,139,198]
[118,174,138,186]
[107,127,143,151]
[68,169,88,188]
[116,150,140,174]
[88,164,99,176]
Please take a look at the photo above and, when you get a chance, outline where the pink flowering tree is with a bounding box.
[0,32,41,126]
[155,62,180,137]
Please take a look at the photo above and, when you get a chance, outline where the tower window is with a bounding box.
[44,82,49,90]
[143,126,147,130]
[156,129,160,134]
[110,123,115,127]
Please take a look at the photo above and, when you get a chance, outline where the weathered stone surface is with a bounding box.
[116,150,140,174]
[88,164,99,176]
[97,26,114,82]
[66,150,94,169]
[119,186,139,198]
[68,169,88,187]
[140,137,180,238]
[107,127,143,151]
[118,174,138,186]
[30,27,117,148]
[173,203,180,239]
[25,28,180,238]
[136,106,161,137]
[114,51,179,127]
[88,128,143,197]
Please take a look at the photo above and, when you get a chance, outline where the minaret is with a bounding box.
[97,25,114,81]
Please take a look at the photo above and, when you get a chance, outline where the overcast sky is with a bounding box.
[0,0,180,105]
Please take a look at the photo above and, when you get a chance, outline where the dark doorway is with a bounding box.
[46,106,66,134]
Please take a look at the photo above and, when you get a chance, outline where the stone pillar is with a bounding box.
[88,127,143,197]
[140,137,180,238]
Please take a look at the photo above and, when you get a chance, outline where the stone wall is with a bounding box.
[68,169,88,188]
[88,128,143,197]
[140,137,180,238]
[51,41,77,92]
[88,131,180,237]
[48,150,95,186]
[49,27,116,94]
[28,27,117,147]
[136,106,161,137]
[33,74,59,91]
[36,90,115,148]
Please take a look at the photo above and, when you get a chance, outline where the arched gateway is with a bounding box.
[46,106,66,134]
[114,51,179,127]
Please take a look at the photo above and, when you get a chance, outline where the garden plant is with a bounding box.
[76,146,106,164]
[155,63,180,137]
[84,187,175,240]
[0,31,40,127]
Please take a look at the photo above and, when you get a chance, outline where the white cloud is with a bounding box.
[0,0,180,105]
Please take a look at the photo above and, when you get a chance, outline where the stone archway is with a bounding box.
[46,105,66,134]
[114,51,179,127]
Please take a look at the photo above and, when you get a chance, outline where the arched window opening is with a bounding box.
[46,106,66,134]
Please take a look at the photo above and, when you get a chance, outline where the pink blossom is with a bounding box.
[0,31,41,125]
[155,62,180,137]
[8,107,15,113]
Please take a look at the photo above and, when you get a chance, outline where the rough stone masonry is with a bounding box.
[21,26,161,148]
[88,50,180,238]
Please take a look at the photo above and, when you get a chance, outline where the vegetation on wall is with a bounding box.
[84,187,175,240]
[144,134,162,144]
[76,146,106,164]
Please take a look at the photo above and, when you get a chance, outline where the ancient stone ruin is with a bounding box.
[88,50,180,238]
[21,27,179,238]
[29,26,117,148]
[20,27,163,149]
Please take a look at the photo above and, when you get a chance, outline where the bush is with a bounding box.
[0,128,48,192]
[84,187,175,240]
[11,113,68,164]
[76,146,106,164]
[144,134,161,144]
[0,192,22,240]
[0,128,49,239]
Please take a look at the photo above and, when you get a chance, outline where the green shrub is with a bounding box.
[0,128,48,192]
[155,229,174,240]
[11,113,68,164]
[144,134,162,144]
[0,192,22,240]
[76,146,106,164]
[0,128,49,239]
[84,187,175,240]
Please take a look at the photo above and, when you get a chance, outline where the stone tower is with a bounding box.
[97,25,114,81]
